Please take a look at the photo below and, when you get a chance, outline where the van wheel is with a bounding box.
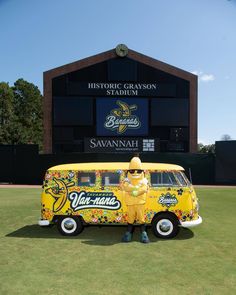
[57,216,84,236]
[152,213,179,239]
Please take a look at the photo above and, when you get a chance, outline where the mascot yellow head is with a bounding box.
[127,156,144,182]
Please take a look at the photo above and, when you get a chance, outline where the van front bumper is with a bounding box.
[179,216,202,228]
[38,219,50,226]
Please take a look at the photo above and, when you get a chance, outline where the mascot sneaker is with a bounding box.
[140,231,150,243]
[122,231,132,242]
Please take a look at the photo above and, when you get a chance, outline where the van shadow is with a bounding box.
[81,226,194,245]
[6,225,194,245]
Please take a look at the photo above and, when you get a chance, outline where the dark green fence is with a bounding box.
[0,145,217,185]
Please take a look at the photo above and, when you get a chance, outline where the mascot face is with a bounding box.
[127,157,144,182]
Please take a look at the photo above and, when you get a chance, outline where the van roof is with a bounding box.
[48,162,184,171]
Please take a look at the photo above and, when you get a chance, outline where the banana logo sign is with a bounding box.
[45,178,75,212]
[104,100,141,134]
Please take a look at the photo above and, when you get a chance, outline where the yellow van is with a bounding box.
[38,162,202,238]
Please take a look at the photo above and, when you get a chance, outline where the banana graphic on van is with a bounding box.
[45,178,75,212]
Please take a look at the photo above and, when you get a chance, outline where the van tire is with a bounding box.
[57,216,84,236]
[152,213,179,239]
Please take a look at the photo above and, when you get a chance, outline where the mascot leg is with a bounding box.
[140,224,150,243]
[122,206,135,242]
[122,223,134,242]
[137,205,150,243]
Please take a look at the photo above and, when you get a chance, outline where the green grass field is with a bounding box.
[0,187,236,295]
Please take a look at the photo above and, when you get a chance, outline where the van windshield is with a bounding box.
[150,171,188,187]
[174,171,190,186]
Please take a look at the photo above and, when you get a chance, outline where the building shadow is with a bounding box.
[6,224,194,245]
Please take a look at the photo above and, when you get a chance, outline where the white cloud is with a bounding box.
[191,71,215,82]
[191,70,202,76]
[200,74,215,82]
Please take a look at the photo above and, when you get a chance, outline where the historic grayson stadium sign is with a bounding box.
[68,82,176,97]
[84,138,160,153]
[88,82,157,96]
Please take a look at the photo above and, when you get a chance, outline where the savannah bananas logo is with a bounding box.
[104,100,141,134]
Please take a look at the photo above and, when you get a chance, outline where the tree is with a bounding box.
[221,134,232,141]
[0,82,15,144]
[198,143,215,154]
[12,79,43,148]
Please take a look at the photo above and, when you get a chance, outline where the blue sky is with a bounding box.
[0,0,235,144]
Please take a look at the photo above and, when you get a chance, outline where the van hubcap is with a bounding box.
[156,219,173,236]
[61,218,77,233]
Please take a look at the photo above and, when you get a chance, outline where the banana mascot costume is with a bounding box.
[121,156,150,243]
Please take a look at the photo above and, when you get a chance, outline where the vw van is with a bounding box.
[38,162,202,238]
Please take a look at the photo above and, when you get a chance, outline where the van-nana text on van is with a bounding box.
[68,191,121,211]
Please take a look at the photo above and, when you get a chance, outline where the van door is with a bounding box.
[73,170,124,224]
[147,171,193,221]
[97,170,124,223]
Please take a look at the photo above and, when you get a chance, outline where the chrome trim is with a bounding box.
[180,216,202,228]
[38,219,50,226]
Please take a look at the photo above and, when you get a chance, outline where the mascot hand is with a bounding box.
[132,190,138,197]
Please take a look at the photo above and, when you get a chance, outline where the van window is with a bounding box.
[101,172,120,186]
[173,172,188,186]
[150,172,178,187]
[78,172,96,186]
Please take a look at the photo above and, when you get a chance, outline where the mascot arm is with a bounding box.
[122,181,136,192]
[133,186,148,197]
[122,179,148,197]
